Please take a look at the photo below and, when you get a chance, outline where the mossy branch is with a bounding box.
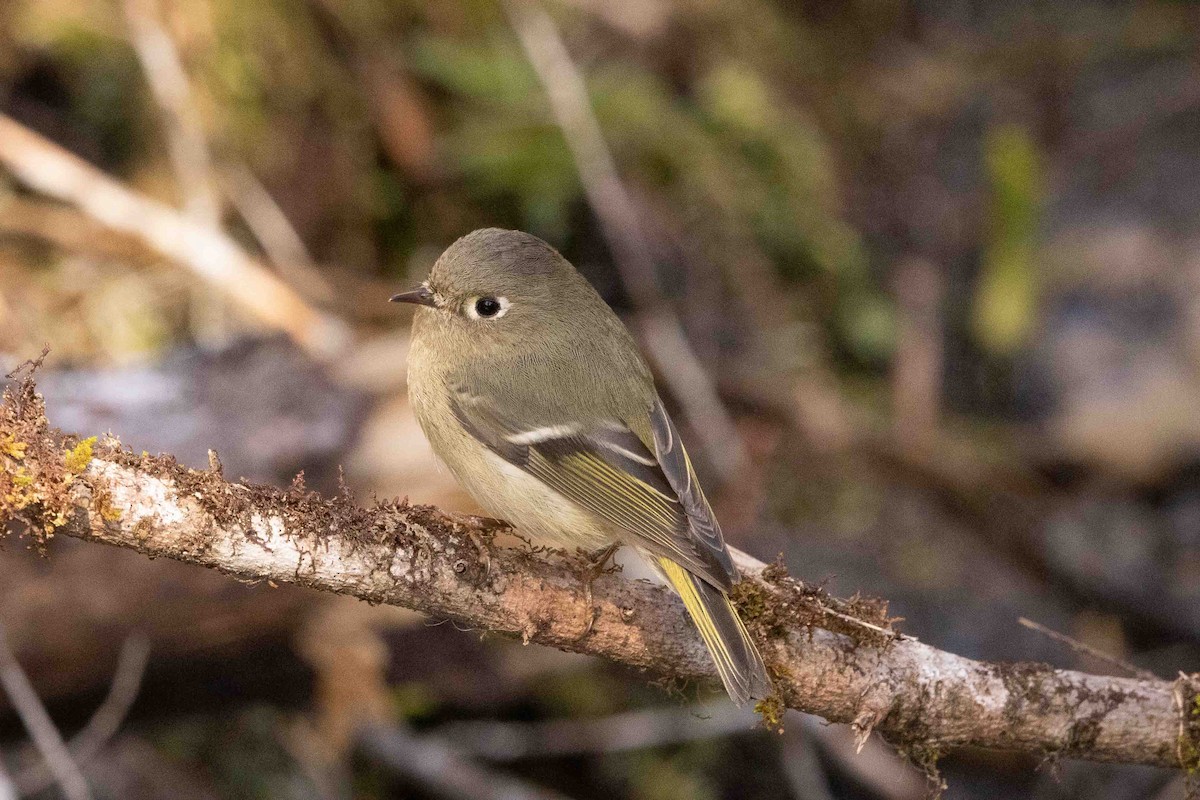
[1,371,1195,772]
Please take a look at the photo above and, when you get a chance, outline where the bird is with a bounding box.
[392,227,771,705]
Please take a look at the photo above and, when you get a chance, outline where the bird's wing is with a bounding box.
[644,396,735,582]
[448,382,736,590]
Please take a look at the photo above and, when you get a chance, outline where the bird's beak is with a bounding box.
[389,285,437,307]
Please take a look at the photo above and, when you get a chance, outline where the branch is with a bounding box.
[218,164,336,302]
[0,758,14,800]
[1018,616,1157,682]
[0,374,1193,773]
[122,0,221,226]
[435,701,760,760]
[0,623,93,800]
[123,1,337,319]
[358,723,573,800]
[0,114,348,360]
[432,698,926,798]
[13,634,150,796]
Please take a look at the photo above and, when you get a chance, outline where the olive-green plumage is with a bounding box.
[395,228,771,705]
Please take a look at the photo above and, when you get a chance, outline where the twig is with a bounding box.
[439,704,924,799]
[891,257,943,454]
[357,723,574,800]
[123,0,239,347]
[0,623,93,800]
[729,549,907,643]
[218,164,335,301]
[0,755,16,800]
[1172,673,1199,778]
[14,633,151,795]
[122,0,220,226]
[1018,617,1157,681]
[0,196,150,263]
[820,604,903,641]
[503,0,746,481]
[61,634,150,763]
[437,701,756,760]
[0,114,349,359]
[0,382,1192,770]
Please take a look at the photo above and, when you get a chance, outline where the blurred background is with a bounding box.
[1,0,1198,797]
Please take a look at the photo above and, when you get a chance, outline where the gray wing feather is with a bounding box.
[448,383,735,590]
[647,396,736,583]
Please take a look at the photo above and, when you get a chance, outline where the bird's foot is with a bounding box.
[460,514,510,534]
[582,542,621,577]
[574,543,621,639]
[468,531,491,580]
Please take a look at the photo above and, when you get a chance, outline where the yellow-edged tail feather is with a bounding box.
[656,557,772,706]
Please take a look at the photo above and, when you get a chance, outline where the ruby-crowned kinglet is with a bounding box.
[392,228,771,705]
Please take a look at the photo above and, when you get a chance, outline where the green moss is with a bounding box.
[1,434,27,460]
[900,744,946,799]
[63,436,97,475]
[4,466,37,510]
[1,364,96,545]
[3,431,99,531]
[754,694,786,732]
[1179,737,1198,774]
[728,579,770,622]
[1176,675,1200,773]
[1182,698,1200,773]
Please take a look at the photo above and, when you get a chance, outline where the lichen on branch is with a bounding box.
[1,359,100,548]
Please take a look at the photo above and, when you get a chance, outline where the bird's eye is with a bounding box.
[468,296,509,319]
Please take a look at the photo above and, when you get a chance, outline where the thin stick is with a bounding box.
[0,114,349,359]
[0,23,342,346]
[0,756,16,800]
[122,0,220,226]
[438,701,755,760]
[504,0,746,481]
[820,604,903,641]
[732,549,906,642]
[1019,617,1156,681]
[438,703,924,800]
[0,623,93,800]
[15,634,151,795]
[358,723,572,800]
[891,257,944,454]
[218,164,335,301]
[123,0,238,346]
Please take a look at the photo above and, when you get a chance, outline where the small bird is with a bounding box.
[392,228,771,705]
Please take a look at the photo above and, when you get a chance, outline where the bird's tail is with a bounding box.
[656,557,772,706]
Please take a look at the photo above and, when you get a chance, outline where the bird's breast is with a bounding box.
[406,334,612,551]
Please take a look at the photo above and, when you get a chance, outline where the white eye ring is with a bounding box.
[466,296,510,320]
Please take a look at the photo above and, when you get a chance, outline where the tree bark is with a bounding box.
[1,376,1195,772]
